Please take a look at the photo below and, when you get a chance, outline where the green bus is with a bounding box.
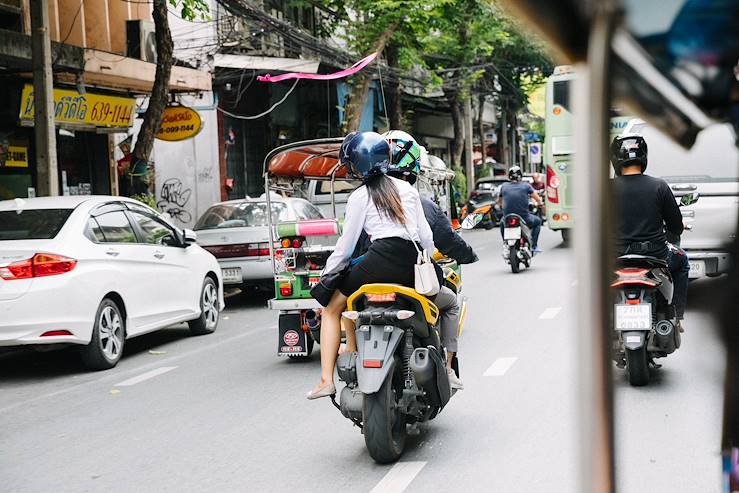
[544,66,631,241]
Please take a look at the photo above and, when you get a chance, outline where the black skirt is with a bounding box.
[338,237,418,297]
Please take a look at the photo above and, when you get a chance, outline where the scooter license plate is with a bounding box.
[503,227,521,240]
[614,304,652,330]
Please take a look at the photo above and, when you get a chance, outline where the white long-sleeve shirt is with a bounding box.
[324,176,434,274]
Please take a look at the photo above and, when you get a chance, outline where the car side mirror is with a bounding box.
[679,193,699,207]
[183,228,197,246]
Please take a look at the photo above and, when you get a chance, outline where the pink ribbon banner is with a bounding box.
[257,52,378,83]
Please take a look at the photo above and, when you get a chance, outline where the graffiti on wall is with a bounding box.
[157,178,192,223]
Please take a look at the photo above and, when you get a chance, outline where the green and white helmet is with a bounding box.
[383,130,422,178]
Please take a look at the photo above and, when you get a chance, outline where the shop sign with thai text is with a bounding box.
[0,145,29,168]
[155,106,202,142]
[19,84,135,128]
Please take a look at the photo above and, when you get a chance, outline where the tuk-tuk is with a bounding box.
[263,138,463,359]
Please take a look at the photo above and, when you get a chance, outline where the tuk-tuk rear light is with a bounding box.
[561,213,570,221]
[553,213,561,221]
[281,238,292,248]
[292,238,303,248]
[546,165,559,203]
[279,282,293,296]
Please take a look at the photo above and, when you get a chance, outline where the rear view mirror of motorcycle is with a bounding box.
[461,213,483,230]
[679,193,699,207]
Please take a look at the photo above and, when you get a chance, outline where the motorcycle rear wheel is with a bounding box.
[626,346,650,386]
[363,369,407,463]
[510,246,520,273]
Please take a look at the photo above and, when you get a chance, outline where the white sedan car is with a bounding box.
[0,196,224,370]
[194,196,324,289]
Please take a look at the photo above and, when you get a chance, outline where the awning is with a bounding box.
[214,54,320,74]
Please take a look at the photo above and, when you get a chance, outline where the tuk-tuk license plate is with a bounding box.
[222,267,242,284]
[614,304,651,330]
[503,227,521,240]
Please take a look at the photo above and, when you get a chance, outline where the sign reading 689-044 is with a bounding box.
[19,84,135,128]
[155,106,203,142]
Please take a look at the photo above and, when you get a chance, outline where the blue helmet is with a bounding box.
[340,131,391,180]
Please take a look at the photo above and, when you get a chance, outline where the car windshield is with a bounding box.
[630,122,739,182]
[194,202,290,230]
[0,209,73,240]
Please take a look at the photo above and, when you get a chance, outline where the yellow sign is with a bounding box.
[4,146,29,168]
[19,84,135,128]
[155,106,202,142]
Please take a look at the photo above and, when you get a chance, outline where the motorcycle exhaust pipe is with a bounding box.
[305,309,320,330]
[339,385,363,421]
[410,348,435,386]
[654,320,677,354]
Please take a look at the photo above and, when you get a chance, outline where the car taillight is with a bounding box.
[469,191,479,199]
[506,217,519,227]
[366,293,396,302]
[0,253,77,280]
[546,165,559,204]
[40,330,73,337]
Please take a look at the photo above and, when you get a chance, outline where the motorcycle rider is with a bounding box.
[611,134,689,331]
[497,165,544,253]
[383,130,479,390]
[307,131,436,400]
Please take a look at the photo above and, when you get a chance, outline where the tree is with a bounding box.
[129,0,209,196]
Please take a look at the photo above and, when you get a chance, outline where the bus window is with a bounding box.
[553,80,571,112]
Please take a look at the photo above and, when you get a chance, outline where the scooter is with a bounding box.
[333,283,456,463]
[501,214,533,273]
[610,251,681,386]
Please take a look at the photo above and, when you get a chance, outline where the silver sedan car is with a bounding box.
[194,196,324,290]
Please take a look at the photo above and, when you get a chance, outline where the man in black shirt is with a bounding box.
[611,135,690,329]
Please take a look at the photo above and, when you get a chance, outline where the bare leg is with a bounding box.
[446,351,455,370]
[341,317,357,353]
[312,290,348,393]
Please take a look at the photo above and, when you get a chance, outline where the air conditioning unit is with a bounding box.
[126,20,157,63]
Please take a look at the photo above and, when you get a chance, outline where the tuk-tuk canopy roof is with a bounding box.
[264,138,349,181]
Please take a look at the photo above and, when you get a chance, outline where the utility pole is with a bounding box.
[30,0,58,196]
[463,96,475,195]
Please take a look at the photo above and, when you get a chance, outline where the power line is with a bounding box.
[218,78,299,119]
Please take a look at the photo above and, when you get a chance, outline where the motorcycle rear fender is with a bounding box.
[356,325,404,394]
[622,330,648,350]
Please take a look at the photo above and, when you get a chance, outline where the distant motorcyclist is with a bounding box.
[384,130,479,390]
[611,134,689,331]
[497,166,544,253]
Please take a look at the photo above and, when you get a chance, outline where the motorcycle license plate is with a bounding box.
[688,260,705,279]
[614,304,652,330]
[503,227,521,240]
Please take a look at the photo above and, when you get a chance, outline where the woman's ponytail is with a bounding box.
[364,175,406,225]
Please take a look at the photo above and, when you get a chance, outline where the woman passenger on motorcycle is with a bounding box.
[307,131,435,400]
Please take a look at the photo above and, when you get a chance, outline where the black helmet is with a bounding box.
[340,131,390,181]
[508,165,523,181]
[610,134,648,176]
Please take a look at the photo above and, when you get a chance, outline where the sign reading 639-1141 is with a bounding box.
[155,106,203,142]
[19,84,135,128]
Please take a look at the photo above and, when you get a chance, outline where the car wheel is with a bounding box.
[80,299,125,370]
[189,277,219,335]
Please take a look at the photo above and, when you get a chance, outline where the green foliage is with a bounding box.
[169,0,210,21]
[131,193,159,211]
[453,168,467,201]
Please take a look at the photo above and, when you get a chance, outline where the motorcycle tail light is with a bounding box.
[366,293,396,302]
[363,359,383,368]
[506,217,519,227]
[615,268,649,277]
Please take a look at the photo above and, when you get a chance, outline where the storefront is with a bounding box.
[0,80,135,199]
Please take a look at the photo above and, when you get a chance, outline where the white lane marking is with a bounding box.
[539,307,562,319]
[0,325,274,415]
[483,357,518,377]
[370,461,427,493]
[114,366,178,387]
